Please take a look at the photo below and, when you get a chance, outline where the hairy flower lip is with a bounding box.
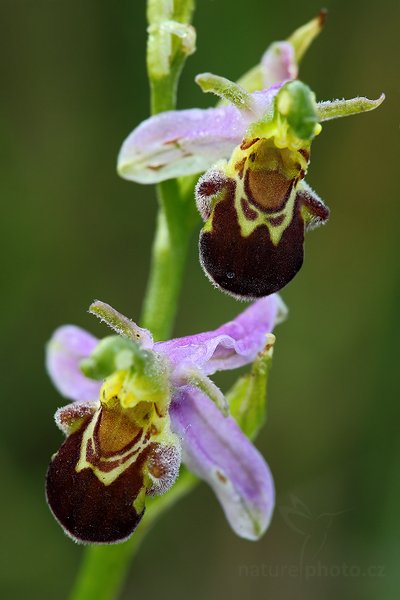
[116,12,384,300]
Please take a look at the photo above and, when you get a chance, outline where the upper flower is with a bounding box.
[116,14,384,300]
[46,296,286,544]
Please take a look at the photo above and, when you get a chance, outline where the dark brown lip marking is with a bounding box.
[298,186,330,230]
[57,403,97,430]
[318,8,328,27]
[244,168,294,214]
[234,157,246,179]
[46,415,150,544]
[86,443,142,474]
[299,190,330,222]
[267,214,285,227]
[241,197,258,220]
[197,174,230,197]
[200,184,305,298]
[197,175,235,221]
[94,408,142,458]
[299,148,310,162]
[240,137,260,151]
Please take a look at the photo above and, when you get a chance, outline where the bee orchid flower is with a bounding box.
[46,296,285,544]
[117,14,384,299]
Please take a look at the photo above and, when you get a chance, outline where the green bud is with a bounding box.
[276,80,318,141]
[80,336,146,381]
[146,0,196,111]
[147,20,196,79]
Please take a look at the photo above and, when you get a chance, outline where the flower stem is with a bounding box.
[69,471,198,600]
[141,177,198,341]
[69,3,198,599]
[142,0,197,340]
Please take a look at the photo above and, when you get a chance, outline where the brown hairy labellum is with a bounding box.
[196,138,329,299]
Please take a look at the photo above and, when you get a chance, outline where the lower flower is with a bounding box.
[46,296,285,543]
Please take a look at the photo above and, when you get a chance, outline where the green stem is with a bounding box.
[69,188,197,600]
[69,3,199,599]
[69,471,198,600]
[140,178,194,341]
[142,43,198,340]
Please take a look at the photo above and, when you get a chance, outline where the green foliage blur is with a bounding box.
[1,1,398,598]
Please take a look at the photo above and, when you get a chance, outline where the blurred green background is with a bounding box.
[1,0,398,598]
